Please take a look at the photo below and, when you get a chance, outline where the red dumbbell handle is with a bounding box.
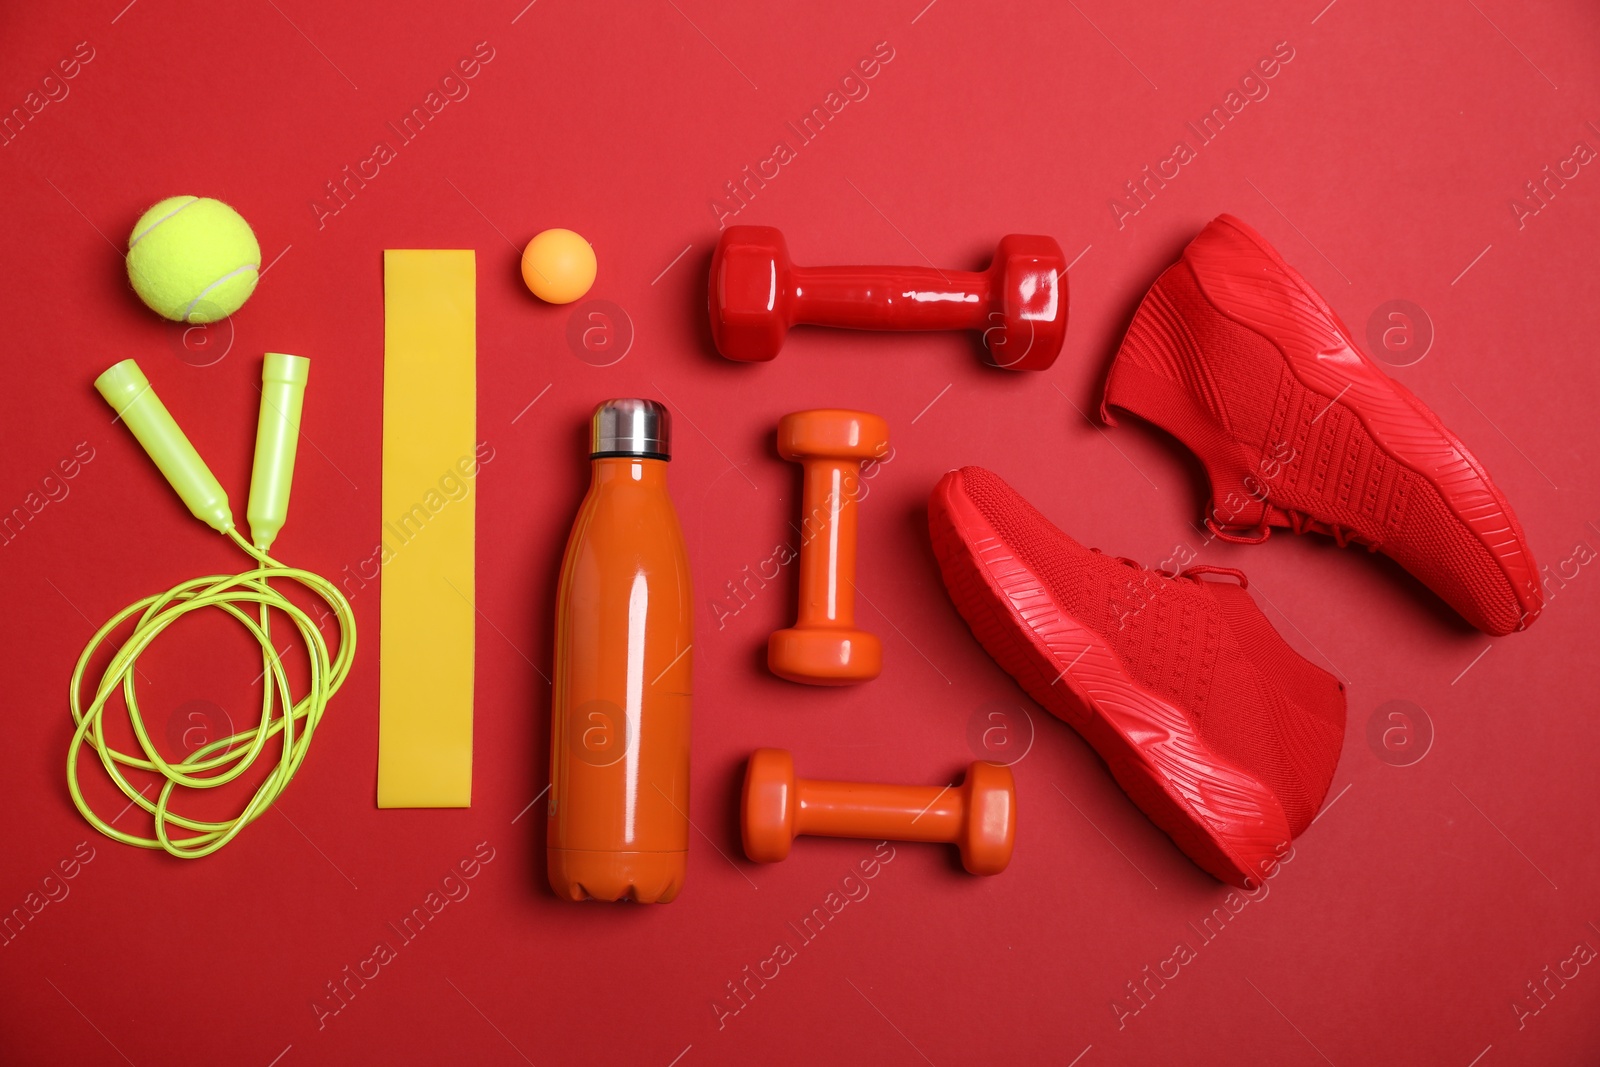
[793,777,962,844]
[788,265,993,333]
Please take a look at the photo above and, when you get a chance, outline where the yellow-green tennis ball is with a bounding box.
[126,196,261,323]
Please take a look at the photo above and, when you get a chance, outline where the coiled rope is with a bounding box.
[67,525,355,858]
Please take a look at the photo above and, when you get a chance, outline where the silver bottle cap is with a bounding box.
[591,398,670,459]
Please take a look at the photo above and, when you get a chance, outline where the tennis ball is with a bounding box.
[126,196,261,323]
[521,228,596,304]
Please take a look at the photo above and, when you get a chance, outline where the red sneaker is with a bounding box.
[1103,214,1541,635]
[928,466,1345,888]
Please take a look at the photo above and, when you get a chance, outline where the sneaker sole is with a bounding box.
[930,474,1291,888]
[1183,214,1540,631]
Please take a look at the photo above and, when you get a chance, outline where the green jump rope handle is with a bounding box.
[247,352,309,551]
[95,359,234,533]
[74,352,353,859]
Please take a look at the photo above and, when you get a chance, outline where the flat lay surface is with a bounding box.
[2,0,1598,1064]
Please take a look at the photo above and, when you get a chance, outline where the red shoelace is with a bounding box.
[1091,547,1250,589]
[1206,506,1379,553]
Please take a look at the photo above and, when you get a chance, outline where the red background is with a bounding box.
[2,0,1598,1064]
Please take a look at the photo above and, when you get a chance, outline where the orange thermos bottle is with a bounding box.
[549,399,694,903]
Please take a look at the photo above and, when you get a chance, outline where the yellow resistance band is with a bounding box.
[67,527,356,858]
[378,249,476,807]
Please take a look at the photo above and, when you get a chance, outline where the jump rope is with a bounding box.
[68,355,356,858]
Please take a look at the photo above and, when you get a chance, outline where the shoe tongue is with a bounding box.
[1204,581,1348,838]
[1208,581,1346,738]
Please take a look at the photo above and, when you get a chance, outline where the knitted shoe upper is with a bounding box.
[953,466,1345,837]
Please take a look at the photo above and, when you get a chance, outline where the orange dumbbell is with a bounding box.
[741,748,1016,875]
[769,409,889,685]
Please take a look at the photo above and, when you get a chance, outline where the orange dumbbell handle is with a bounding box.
[793,459,861,629]
[794,778,961,844]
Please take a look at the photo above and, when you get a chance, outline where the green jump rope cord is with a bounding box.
[66,525,356,858]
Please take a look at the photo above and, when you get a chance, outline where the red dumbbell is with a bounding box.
[741,748,1016,875]
[709,226,1068,370]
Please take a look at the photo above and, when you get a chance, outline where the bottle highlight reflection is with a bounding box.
[548,399,694,902]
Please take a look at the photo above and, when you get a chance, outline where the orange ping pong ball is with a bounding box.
[521,228,597,304]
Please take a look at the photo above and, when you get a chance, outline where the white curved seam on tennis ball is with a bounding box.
[129,196,201,249]
[182,263,259,322]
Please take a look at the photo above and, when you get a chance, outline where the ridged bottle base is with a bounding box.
[548,849,687,903]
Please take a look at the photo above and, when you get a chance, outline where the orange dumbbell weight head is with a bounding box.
[741,748,1016,875]
[768,409,889,685]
